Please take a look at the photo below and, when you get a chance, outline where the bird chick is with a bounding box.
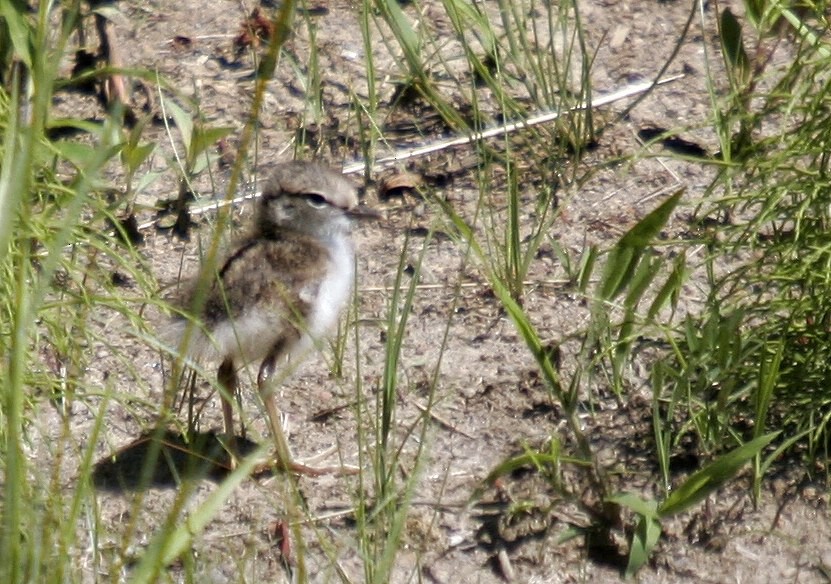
[168,160,364,475]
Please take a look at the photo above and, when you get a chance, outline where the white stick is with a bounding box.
[141,73,684,231]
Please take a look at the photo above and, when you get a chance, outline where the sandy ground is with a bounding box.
[36,0,831,582]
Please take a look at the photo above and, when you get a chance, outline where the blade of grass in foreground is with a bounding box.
[129,445,269,584]
[611,431,778,577]
[658,432,779,517]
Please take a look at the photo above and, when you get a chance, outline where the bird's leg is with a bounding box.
[217,358,239,464]
[257,349,298,474]
[257,348,358,477]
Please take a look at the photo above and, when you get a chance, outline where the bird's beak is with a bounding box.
[347,204,382,221]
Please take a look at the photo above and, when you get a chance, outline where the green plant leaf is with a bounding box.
[130,445,268,583]
[122,142,156,174]
[607,492,659,519]
[0,84,24,263]
[625,514,662,578]
[375,0,420,71]
[618,189,683,249]
[608,494,662,578]
[47,118,104,135]
[471,441,586,504]
[658,432,779,517]
[0,0,33,68]
[134,170,164,194]
[743,0,766,29]
[754,340,782,439]
[121,116,156,174]
[600,189,683,301]
[51,141,123,170]
[720,8,751,88]
[190,126,235,161]
[164,99,193,158]
[647,250,687,320]
[577,245,599,292]
[623,250,659,309]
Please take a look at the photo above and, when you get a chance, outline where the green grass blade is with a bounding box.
[754,340,782,440]
[647,250,687,320]
[625,514,662,578]
[600,189,683,301]
[719,8,751,90]
[129,445,269,584]
[0,85,24,263]
[658,432,779,517]
[607,493,662,577]
[606,493,659,520]
[0,1,33,68]
[2,239,30,583]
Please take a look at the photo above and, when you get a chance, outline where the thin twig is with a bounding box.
[411,400,475,439]
[341,74,685,174]
[360,279,574,293]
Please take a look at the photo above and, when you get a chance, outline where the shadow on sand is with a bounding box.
[92,429,261,491]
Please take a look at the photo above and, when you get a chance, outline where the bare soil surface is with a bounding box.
[41,0,831,582]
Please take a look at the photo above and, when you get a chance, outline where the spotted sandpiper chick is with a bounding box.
[168,160,370,475]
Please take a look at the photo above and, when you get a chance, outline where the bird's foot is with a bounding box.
[253,445,360,477]
[214,429,261,464]
[280,459,360,477]
[215,432,244,471]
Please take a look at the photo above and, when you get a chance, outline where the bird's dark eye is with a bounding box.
[304,193,328,208]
